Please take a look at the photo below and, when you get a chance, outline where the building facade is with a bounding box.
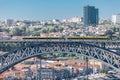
[6,19,14,26]
[62,17,82,23]
[112,14,120,24]
[84,5,99,27]
[36,68,55,80]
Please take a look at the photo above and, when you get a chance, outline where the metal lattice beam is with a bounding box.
[0,42,120,74]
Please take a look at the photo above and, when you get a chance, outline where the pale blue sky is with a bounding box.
[0,0,120,20]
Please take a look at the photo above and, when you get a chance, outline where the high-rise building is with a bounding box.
[112,14,120,24]
[84,5,99,27]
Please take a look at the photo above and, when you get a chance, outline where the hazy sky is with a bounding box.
[0,0,120,20]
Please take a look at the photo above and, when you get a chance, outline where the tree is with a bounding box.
[1,27,10,33]
[32,31,41,36]
[11,27,24,36]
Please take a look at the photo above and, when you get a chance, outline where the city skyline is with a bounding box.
[0,0,120,20]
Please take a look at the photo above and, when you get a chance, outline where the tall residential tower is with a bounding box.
[84,5,99,27]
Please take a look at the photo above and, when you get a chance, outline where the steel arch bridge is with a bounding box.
[0,41,120,74]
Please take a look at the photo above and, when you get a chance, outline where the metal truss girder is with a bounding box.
[0,42,120,74]
[0,40,120,52]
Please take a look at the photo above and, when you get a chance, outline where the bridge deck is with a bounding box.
[0,39,120,43]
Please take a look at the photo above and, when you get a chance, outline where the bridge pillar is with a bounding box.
[35,57,39,80]
[85,57,88,80]
[93,59,95,75]
[40,59,41,68]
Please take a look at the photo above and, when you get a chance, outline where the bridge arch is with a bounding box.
[0,42,120,74]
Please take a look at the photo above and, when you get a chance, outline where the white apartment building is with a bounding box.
[112,14,120,24]
[62,17,82,23]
